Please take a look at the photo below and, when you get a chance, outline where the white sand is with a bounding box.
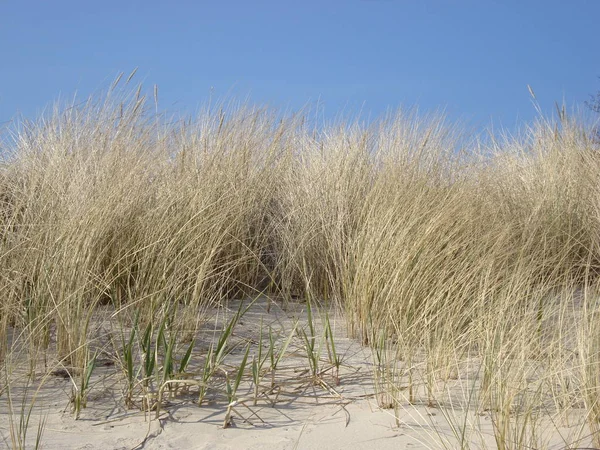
[0,298,590,449]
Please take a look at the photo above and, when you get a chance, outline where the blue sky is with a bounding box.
[1,0,599,132]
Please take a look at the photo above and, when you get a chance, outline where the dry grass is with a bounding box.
[2,76,600,448]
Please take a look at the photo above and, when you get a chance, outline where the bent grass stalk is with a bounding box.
[251,318,269,405]
[120,314,138,408]
[297,295,325,381]
[268,322,295,390]
[198,301,246,406]
[324,310,342,386]
[4,372,47,450]
[71,349,97,420]
[223,343,250,428]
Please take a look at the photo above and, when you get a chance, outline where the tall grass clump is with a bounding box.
[0,83,162,371]
[0,76,294,375]
[272,120,375,305]
[274,107,600,446]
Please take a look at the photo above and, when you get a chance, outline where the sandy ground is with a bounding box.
[0,297,590,449]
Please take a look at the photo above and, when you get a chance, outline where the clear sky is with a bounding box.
[1,0,599,132]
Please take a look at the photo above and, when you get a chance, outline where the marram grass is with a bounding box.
[2,80,600,448]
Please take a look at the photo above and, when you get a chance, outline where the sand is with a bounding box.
[0,298,589,449]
